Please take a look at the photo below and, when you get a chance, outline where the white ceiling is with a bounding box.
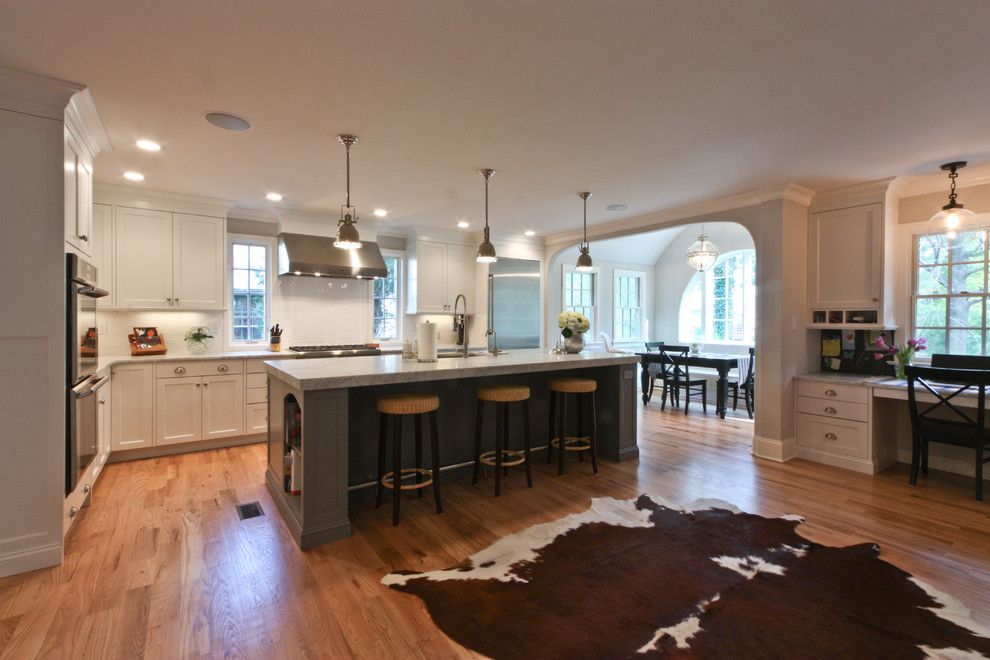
[584,226,686,266]
[3,1,990,235]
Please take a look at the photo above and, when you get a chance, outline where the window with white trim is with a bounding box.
[913,230,989,355]
[563,267,597,335]
[614,270,645,341]
[230,239,271,344]
[679,249,756,344]
[373,254,402,341]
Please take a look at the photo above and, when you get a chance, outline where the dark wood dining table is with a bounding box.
[636,351,740,419]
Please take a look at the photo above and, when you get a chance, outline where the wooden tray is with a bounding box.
[129,333,168,356]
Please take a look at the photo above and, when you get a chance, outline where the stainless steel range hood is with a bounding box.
[277,233,388,279]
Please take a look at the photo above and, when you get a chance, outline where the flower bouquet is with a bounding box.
[558,311,591,354]
[874,335,927,380]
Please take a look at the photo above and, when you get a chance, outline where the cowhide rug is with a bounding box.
[383,495,990,659]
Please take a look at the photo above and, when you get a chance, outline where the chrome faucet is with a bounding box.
[453,294,469,358]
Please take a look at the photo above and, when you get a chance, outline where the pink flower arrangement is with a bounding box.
[873,335,927,379]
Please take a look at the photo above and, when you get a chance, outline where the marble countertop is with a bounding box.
[795,372,889,386]
[94,349,298,375]
[265,349,640,391]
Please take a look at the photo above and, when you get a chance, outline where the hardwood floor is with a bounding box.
[2,405,989,658]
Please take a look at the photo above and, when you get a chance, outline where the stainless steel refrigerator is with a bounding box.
[488,257,541,350]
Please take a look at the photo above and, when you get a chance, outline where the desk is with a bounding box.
[637,352,740,418]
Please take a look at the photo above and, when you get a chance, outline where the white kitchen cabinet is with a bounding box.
[114,208,225,309]
[202,374,245,440]
[92,203,113,307]
[244,360,268,435]
[406,239,476,313]
[110,363,154,451]
[156,376,203,446]
[173,213,224,309]
[246,403,268,434]
[808,203,883,312]
[63,127,94,257]
[97,378,110,458]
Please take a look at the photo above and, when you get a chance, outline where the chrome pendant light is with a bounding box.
[687,225,719,272]
[926,161,978,241]
[476,168,497,263]
[575,192,594,272]
[333,134,363,249]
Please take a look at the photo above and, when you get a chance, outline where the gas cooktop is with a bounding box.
[288,344,382,358]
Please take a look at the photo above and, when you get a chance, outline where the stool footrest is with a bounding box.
[381,467,434,490]
[479,449,526,467]
[551,436,592,452]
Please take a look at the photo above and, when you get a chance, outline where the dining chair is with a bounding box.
[931,353,990,370]
[905,364,990,501]
[659,344,707,415]
[728,347,755,419]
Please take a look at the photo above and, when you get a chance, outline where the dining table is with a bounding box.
[636,351,741,419]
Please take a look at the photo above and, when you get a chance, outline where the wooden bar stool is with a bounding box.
[547,377,598,476]
[375,393,443,526]
[472,385,533,496]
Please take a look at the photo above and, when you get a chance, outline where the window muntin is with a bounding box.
[563,269,596,334]
[373,255,401,341]
[679,249,756,345]
[913,230,989,355]
[614,271,644,341]
[231,242,269,343]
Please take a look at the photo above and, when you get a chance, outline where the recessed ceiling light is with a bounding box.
[205,111,251,131]
[524,230,536,237]
[373,209,388,218]
[123,171,145,182]
[606,203,629,211]
[136,139,161,152]
[266,192,283,202]
[457,221,470,229]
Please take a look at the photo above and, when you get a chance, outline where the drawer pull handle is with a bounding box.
[218,364,228,372]
[69,506,79,518]
[825,407,837,415]
[175,366,186,374]
[824,432,837,441]
[824,389,837,397]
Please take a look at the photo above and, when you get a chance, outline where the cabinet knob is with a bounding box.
[69,506,79,518]
[83,483,91,494]
[79,234,89,242]
[824,432,837,441]
[824,389,837,397]
[203,382,209,387]
[175,298,180,303]
[218,364,228,372]
[166,297,173,303]
[175,366,186,374]
[98,400,105,406]
[871,297,878,303]
[195,383,201,387]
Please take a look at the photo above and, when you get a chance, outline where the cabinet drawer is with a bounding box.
[246,360,268,374]
[246,387,267,404]
[796,395,868,422]
[796,380,868,404]
[156,359,244,379]
[246,372,267,389]
[796,414,869,459]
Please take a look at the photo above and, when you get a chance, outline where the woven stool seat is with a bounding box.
[477,384,531,403]
[549,377,597,394]
[377,393,440,415]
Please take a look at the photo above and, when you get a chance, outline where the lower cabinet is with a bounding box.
[157,374,244,446]
[203,375,245,439]
[244,360,269,435]
[111,363,155,450]
[794,378,874,473]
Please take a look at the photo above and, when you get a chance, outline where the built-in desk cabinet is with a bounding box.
[794,378,877,473]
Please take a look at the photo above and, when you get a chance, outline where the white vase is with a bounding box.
[563,331,585,354]
[186,337,213,354]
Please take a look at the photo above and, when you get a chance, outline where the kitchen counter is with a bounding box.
[795,372,889,386]
[96,348,294,374]
[263,349,640,549]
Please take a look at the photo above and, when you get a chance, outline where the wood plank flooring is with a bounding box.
[2,405,989,658]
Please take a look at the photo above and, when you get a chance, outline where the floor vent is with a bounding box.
[236,501,264,520]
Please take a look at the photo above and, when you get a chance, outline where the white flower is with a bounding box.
[557,311,590,333]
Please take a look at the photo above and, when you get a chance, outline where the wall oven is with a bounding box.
[66,253,108,495]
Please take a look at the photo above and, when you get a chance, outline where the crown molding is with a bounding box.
[65,88,110,154]
[227,206,279,223]
[544,183,814,248]
[93,182,234,218]
[0,65,83,119]
[808,177,896,213]
[893,162,990,200]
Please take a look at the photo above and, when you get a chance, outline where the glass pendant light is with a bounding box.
[926,161,979,242]
[476,168,497,263]
[333,134,363,249]
[575,192,594,272]
[687,225,719,272]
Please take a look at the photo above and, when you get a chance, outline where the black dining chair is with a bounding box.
[728,347,755,419]
[931,353,990,370]
[643,342,672,407]
[658,345,707,415]
[905,364,990,501]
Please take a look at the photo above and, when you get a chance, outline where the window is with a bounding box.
[230,238,271,344]
[614,270,645,341]
[679,249,756,344]
[563,267,597,334]
[373,254,402,341]
[913,230,989,355]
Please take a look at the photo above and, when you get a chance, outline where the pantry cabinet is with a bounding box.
[406,239,476,313]
[113,207,224,309]
[92,203,114,307]
[110,363,155,451]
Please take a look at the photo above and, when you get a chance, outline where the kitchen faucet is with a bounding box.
[452,294,469,358]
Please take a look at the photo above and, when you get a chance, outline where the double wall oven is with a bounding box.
[66,253,108,495]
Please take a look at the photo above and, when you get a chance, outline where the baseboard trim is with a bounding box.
[0,542,61,579]
[895,449,989,480]
[109,434,264,463]
[794,447,878,474]
[753,435,795,462]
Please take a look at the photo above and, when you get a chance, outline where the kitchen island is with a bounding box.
[264,350,640,548]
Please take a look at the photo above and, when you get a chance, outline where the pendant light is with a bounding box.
[333,134,363,249]
[687,225,719,272]
[575,192,594,272]
[926,161,979,242]
[476,168,497,263]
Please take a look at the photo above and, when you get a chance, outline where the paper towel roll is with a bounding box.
[417,321,438,362]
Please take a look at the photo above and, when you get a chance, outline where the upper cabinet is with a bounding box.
[112,206,225,309]
[63,126,95,257]
[92,203,113,307]
[406,239,476,313]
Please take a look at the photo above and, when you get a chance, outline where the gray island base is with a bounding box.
[264,350,640,549]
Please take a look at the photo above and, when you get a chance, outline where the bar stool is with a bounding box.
[473,385,533,496]
[375,393,443,526]
[547,377,598,476]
